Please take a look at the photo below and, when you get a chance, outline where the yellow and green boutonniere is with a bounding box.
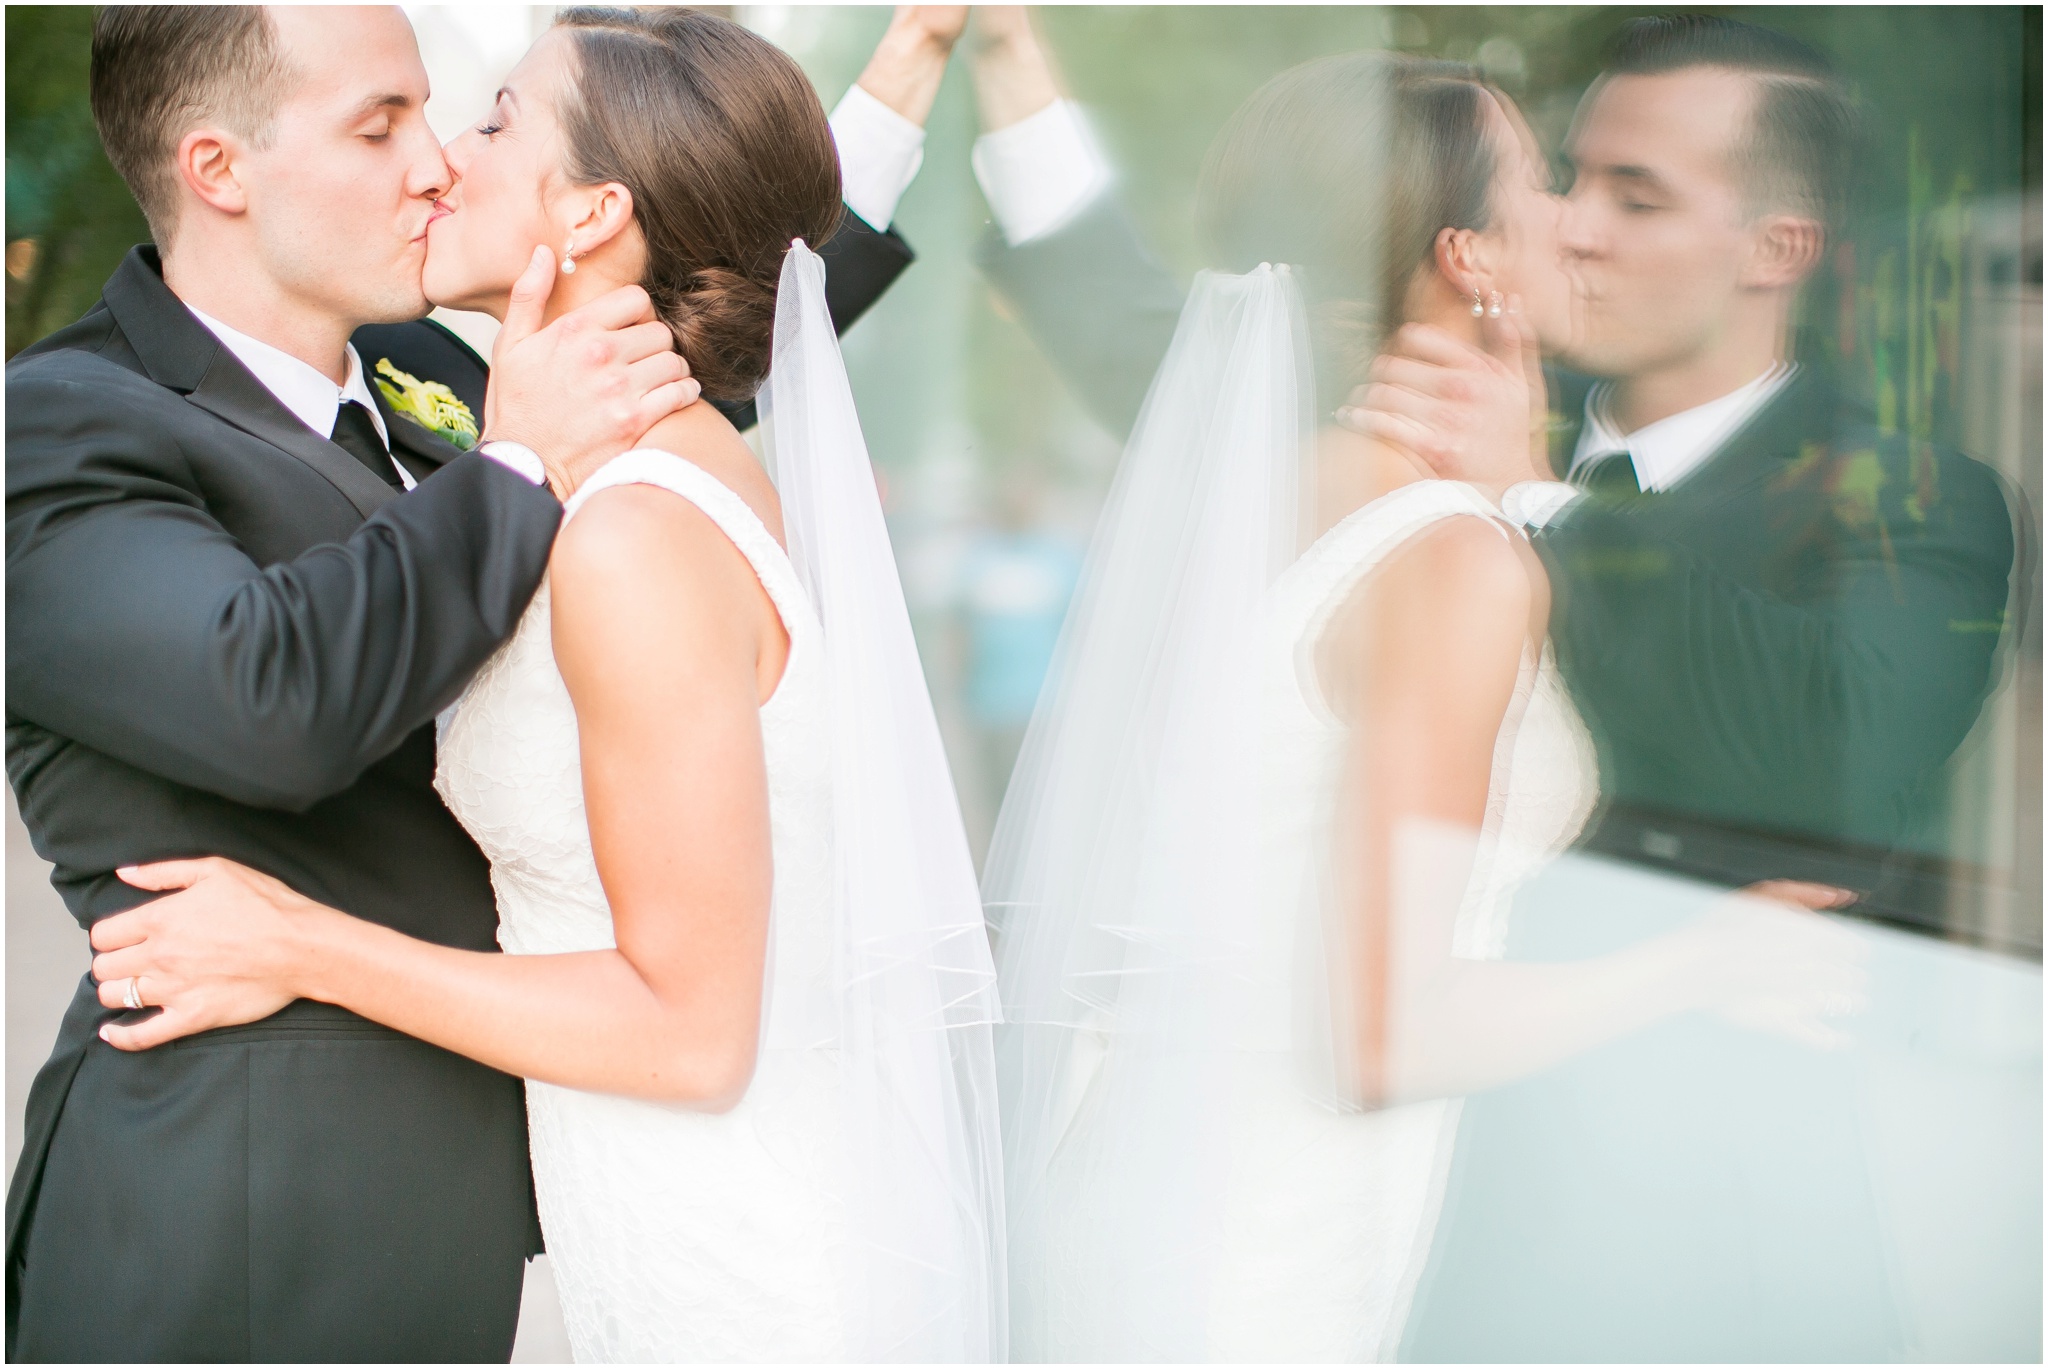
[373,358,479,451]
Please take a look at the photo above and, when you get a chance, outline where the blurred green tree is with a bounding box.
[6,5,150,359]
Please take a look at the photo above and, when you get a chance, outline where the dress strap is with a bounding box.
[563,449,815,648]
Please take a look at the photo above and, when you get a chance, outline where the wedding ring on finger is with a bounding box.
[122,976,144,1012]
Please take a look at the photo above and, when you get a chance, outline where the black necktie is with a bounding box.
[331,400,402,488]
[1573,451,1642,496]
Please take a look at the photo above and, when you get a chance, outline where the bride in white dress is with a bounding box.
[85,11,1002,1362]
[988,53,1863,1361]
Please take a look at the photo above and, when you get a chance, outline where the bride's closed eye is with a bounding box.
[477,121,505,138]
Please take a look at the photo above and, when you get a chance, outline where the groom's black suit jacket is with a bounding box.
[6,214,913,1361]
[6,246,555,1363]
[1528,368,2017,933]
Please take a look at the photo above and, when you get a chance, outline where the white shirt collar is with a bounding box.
[184,304,411,490]
[1570,362,1795,493]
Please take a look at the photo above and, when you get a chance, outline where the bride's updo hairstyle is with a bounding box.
[1198,53,1500,396]
[554,8,843,402]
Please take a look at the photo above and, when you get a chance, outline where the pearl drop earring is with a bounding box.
[560,239,577,275]
[1486,290,1504,318]
[1470,288,1485,317]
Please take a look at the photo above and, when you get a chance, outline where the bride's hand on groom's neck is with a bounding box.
[483,245,702,501]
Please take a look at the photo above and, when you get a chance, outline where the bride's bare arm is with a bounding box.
[1320,509,1697,1105]
[93,483,788,1110]
[1321,510,1860,1106]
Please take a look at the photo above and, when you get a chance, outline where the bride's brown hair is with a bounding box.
[1199,53,1503,398]
[554,8,844,402]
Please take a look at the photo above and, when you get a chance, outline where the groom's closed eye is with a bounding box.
[346,91,415,139]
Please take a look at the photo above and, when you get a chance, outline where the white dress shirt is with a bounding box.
[829,84,928,233]
[187,305,416,490]
[970,98,1115,247]
[1502,363,1796,530]
[1567,362,1795,491]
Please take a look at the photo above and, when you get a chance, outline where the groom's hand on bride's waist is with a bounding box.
[88,857,327,1052]
[483,244,702,502]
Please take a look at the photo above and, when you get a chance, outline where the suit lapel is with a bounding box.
[98,246,400,520]
[185,354,400,517]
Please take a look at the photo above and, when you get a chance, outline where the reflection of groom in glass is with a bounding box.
[968,12,2017,942]
[1368,23,2017,1357]
[966,13,2018,1358]
[1485,19,2015,938]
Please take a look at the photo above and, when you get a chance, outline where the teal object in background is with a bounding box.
[960,530,1084,727]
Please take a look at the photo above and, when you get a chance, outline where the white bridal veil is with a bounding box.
[982,264,1319,1358]
[758,240,1007,1361]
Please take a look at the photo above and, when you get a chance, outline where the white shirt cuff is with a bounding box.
[971,98,1113,247]
[1500,481,1581,531]
[830,83,927,232]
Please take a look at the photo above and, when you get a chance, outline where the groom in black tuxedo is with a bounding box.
[5,7,925,1361]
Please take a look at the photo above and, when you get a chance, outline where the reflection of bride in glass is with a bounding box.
[986,53,1865,1361]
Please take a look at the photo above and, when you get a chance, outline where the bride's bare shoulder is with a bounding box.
[545,469,778,700]
[1315,508,1538,719]
[546,420,791,707]
[550,478,740,614]
[546,400,788,658]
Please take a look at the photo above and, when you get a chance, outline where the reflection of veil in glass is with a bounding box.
[983,263,1318,1358]
[758,240,1006,1361]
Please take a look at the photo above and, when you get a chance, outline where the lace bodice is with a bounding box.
[433,450,850,1361]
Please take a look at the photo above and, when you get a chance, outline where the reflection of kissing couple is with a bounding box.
[6,6,2015,1365]
[969,13,2011,1359]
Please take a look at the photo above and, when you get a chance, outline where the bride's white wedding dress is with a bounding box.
[1208,479,1597,1360]
[1030,479,1598,1361]
[436,450,852,1362]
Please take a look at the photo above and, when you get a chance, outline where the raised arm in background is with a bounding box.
[966,6,1182,441]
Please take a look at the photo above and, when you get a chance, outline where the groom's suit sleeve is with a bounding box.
[817,209,916,336]
[5,358,561,813]
[974,196,1185,444]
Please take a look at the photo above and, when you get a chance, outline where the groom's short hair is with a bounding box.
[1604,15,1856,231]
[90,6,297,245]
